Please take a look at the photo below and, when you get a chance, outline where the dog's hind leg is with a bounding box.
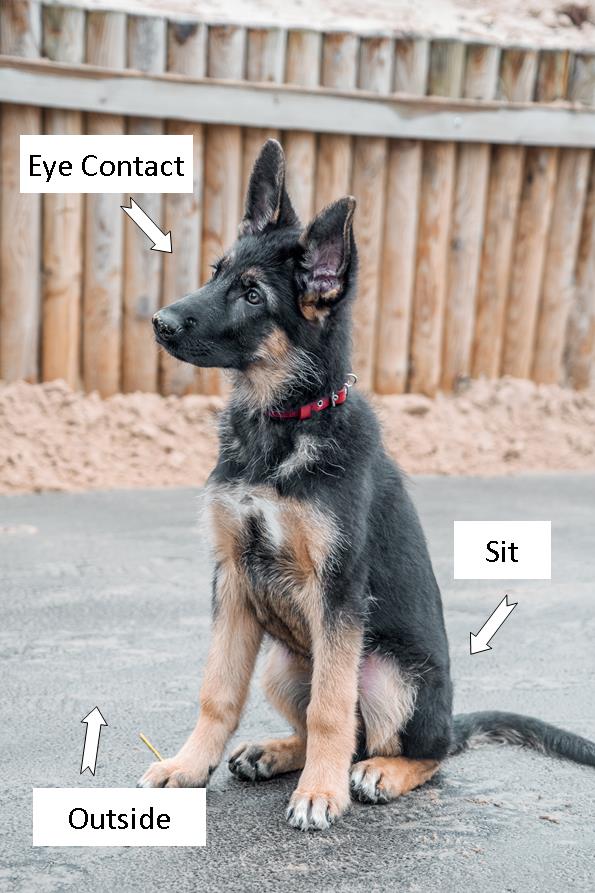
[350,756,440,803]
[351,673,451,803]
[229,642,310,781]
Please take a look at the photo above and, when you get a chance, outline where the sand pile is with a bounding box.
[74,1,595,50]
[0,377,594,493]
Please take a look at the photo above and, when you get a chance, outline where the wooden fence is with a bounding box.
[1,1,595,398]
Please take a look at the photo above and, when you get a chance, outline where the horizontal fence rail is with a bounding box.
[3,58,595,147]
[1,1,595,398]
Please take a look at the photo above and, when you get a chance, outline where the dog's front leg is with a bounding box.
[287,622,363,831]
[139,567,262,788]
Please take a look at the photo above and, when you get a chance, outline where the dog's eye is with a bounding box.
[245,288,262,305]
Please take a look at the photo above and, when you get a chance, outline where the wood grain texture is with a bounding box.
[350,37,393,391]
[533,57,595,384]
[200,25,246,395]
[569,51,595,105]
[375,37,428,394]
[283,30,322,223]
[502,50,569,379]
[532,146,590,384]
[122,15,166,393]
[242,28,284,201]
[5,57,595,146]
[161,20,207,396]
[472,48,538,379]
[41,5,84,389]
[83,11,126,397]
[0,0,41,382]
[565,55,595,389]
[498,47,538,101]
[315,33,358,210]
[409,40,464,396]
[565,155,595,388]
[440,43,499,391]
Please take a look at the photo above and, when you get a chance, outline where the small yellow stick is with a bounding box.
[139,732,164,762]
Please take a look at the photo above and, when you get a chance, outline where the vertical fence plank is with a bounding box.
[568,51,595,104]
[565,156,595,388]
[533,54,594,385]
[242,28,285,197]
[161,21,206,396]
[501,49,570,380]
[316,33,359,209]
[41,5,84,389]
[375,37,428,394]
[565,52,595,389]
[199,25,246,395]
[409,40,464,396]
[440,43,499,391]
[122,15,166,393]
[472,48,537,379]
[0,0,41,382]
[283,30,322,224]
[350,37,393,391]
[83,11,126,397]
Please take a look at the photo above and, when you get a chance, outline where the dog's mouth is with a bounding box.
[154,331,183,357]
[154,334,232,370]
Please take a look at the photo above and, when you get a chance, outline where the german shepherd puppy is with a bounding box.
[140,140,595,830]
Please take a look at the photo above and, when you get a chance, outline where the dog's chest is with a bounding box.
[206,481,339,655]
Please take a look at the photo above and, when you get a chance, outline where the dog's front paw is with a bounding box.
[137,757,213,789]
[286,787,349,831]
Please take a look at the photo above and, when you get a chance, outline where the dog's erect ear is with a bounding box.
[297,196,356,321]
[239,139,298,237]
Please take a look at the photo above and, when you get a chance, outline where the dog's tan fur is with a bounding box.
[350,755,439,801]
[299,294,333,322]
[287,623,362,824]
[230,735,307,777]
[205,481,342,657]
[139,562,262,788]
[235,327,293,411]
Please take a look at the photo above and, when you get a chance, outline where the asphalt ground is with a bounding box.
[1,475,594,892]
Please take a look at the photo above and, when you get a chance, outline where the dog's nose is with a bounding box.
[152,311,179,341]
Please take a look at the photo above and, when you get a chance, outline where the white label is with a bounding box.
[20,135,193,193]
[32,788,206,847]
[453,521,551,580]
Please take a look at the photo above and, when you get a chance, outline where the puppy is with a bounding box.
[140,139,595,831]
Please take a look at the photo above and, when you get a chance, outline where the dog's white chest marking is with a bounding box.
[208,483,285,551]
[206,481,342,579]
[205,481,342,656]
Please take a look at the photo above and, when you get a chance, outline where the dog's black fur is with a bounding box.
[147,139,595,829]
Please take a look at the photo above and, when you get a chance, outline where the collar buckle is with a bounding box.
[266,373,356,422]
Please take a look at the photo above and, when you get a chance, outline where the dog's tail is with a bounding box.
[450,711,595,767]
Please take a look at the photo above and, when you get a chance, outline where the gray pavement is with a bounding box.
[1,475,594,892]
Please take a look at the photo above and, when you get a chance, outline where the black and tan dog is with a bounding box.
[139,140,595,830]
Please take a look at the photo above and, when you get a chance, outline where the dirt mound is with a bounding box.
[74,1,595,50]
[0,377,594,493]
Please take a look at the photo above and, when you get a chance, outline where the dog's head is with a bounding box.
[153,139,357,408]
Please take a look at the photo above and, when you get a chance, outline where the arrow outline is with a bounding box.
[121,197,172,253]
[80,706,108,776]
[470,594,517,655]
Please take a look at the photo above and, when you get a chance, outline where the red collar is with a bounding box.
[267,374,357,421]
